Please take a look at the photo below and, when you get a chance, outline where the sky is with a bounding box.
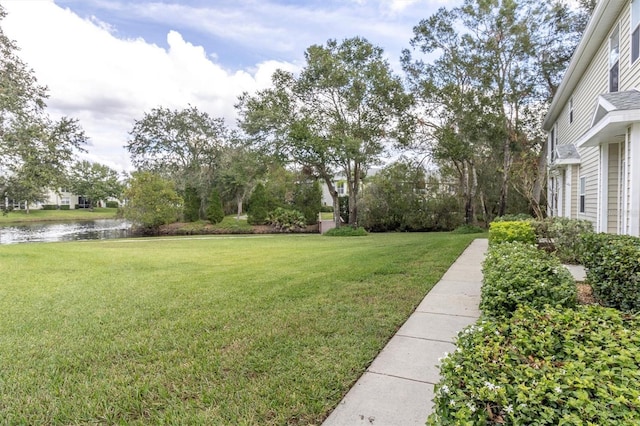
[1,0,457,174]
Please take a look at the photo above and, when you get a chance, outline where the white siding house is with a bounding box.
[544,0,640,236]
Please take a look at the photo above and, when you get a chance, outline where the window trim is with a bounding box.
[579,176,586,214]
[632,0,640,64]
[610,26,620,92]
[569,97,574,124]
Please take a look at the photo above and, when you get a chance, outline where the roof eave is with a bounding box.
[543,0,625,131]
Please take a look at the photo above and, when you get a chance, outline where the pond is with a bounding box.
[0,219,133,245]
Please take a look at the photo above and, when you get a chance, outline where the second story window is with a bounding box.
[569,97,574,124]
[610,27,620,92]
[633,0,640,63]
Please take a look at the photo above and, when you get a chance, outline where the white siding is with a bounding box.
[608,143,621,232]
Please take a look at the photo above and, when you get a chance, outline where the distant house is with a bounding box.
[543,0,640,236]
[320,168,381,206]
[4,188,110,211]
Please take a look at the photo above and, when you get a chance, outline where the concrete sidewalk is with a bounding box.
[322,238,489,426]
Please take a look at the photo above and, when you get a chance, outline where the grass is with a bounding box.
[0,208,118,223]
[0,232,479,424]
[319,212,334,220]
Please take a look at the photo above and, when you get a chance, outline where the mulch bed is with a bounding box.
[576,282,598,305]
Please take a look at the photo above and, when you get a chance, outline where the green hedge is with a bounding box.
[266,207,306,232]
[481,242,576,317]
[531,217,594,264]
[428,306,640,425]
[488,221,536,246]
[323,226,368,237]
[105,201,119,208]
[581,233,640,312]
[41,205,58,210]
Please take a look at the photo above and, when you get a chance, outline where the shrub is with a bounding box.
[41,205,58,210]
[488,221,536,246]
[266,208,306,232]
[206,189,224,224]
[60,205,70,210]
[428,305,640,425]
[183,187,201,222]
[530,217,594,263]
[481,242,576,317]
[122,171,183,231]
[581,233,640,312]
[548,217,594,264]
[324,226,368,236]
[105,201,119,208]
[247,183,269,225]
[292,180,322,225]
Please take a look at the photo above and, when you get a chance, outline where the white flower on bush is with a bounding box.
[438,352,449,362]
[554,386,562,394]
[504,405,514,414]
[440,385,450,394]
[484,381,500,391]
[449,399,456,407]
[466,402,477,413]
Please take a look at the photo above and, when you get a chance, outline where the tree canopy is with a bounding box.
[402,0,589,222]
[125,105,229,217]
[67,160,122,207]
[0,5,87,211]
[237,37,414,227]
[122,171,183,232]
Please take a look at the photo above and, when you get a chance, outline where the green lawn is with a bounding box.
[0,232,478,425]
[0,208,118,223]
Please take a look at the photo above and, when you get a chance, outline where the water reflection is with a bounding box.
[0,219,133,244]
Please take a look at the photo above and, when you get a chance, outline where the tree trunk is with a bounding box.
[348,167,360,227]
[463,161,477,225]
[531,138,548,219]
[469,162,478,225]
[498,137,512,217]
[236,195,243,220]
[321,174,341,228]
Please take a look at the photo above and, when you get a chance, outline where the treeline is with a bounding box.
[0,1,592,230]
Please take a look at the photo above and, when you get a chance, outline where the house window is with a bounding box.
[610,27,620,92]
[337,182,345,196]
[569,97,574,124]
[61,197,70,205]
[633,0,640,63]
[579,176,586,213]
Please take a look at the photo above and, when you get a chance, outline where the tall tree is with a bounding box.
[0,5,87,210]
[217,139,267,219]
[68,160,122,208]
[125,105,228,218]
[403,0,588,221]
[237,37,414,227]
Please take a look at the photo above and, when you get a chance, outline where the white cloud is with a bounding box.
[1,0,297,173]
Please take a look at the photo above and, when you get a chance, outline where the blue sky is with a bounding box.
[1,0,457,172]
